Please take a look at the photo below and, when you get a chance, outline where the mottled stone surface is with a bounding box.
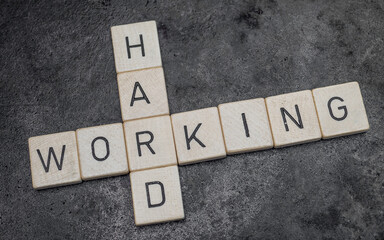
[1,0,384,239]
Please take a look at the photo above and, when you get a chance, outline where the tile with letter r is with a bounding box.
[218,98,273,154]
[124,115,177,172]
[130,165,184,226]
[117,67,169,121]
[265,90,321,148]
[28,131,81,190]
[76,123,129,181]
[171,107,226,165]
[312,82,369,139]
[111,20,162,73]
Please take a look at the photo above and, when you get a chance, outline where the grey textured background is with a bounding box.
[1,0,384,239]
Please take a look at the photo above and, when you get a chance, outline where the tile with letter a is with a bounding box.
[171,107,226,165]
[265,90,321,148]
[111,20,162,73]
[124,115,177,172]
[312,81,369,139]
[218,98,273,154]
[28,131,81,190]
[117,67,169,121]
[76,123,129,181]
[130,166,184,226]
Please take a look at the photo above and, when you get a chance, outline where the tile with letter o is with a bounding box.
[117,67,169,121]
[312,81,369,139]
[76,123,129,181]
[111,20,162,73]
[218,98,273,154]
[130,166,184,226]
[265,90,321,148]
[124,115,177,172]
[171,107,226,165]
[28,131,82,190]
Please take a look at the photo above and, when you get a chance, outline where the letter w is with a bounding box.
[36,145,66,172]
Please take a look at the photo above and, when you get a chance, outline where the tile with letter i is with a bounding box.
[312,82,369,139]
[28,131,82,190]
[130,166,184,226]
[111,20,162,73]
[265,90,322,148]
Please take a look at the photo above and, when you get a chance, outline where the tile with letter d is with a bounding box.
[265,90,321,148]
[76,123,129,181]
[218,98,273,154]
[124,115,177,172]
[28,131,81,190]
[171,107,226,165]
[312,82,369,139]
[130,166,184,226]
[111,20,162,73]
[117,67,169,121]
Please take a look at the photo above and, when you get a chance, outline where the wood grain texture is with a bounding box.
[111,20,162,73]
[130,166,184,226]
[117,67,169,121]
[171,107,226,165]
[76,123,129,181]
[312,82,369,139]
[28,131,81,190]
[266,90,321,148]
[124,115,177,172]
[218,98,273,154]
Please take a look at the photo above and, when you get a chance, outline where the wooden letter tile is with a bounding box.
[312,82,369,139]
[28,131,81,190]
[130,166,184,226]
[117,67,169,121]
[111,20,162,73]
[76,123,129,180]
[124,115,177,172]
[171,107,226,165]
[218,98,273,154]
[265,90,321,148]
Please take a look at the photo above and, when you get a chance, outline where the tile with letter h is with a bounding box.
[312,82,369,139]
[111,20,162,73]
[130,166,184,226]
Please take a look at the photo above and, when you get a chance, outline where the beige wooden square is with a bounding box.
[171,107,226,165]
[117,67,169,121]
[130,166,184,226]
[265,90,321,148]
[124,115,177,172]
[28,131,81,190]
[111,20,162,73]
[76,123,129,181]
[218,98,273,154]
[312,82,369,139]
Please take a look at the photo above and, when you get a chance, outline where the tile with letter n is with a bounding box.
[76,123,129,181]
[312,81,369,139]
[111,20,162,73]
[28,131,81,190]
[124,115,177,172]
[130,166,184,226]
[265,90,321,148]
[218,98,273,155]
[171,107,226,165]
[117,67,169,121]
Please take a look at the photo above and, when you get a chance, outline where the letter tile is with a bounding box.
[111,20,162,73]
[28,131,81,190]
[265,90,321,148]
[218,98,273,154]
[76,123,129,181]
[130,166,184,226]
[124,115,177,172]
[117,67,169,121]
[312,82,369,139]
[171,107,226,165]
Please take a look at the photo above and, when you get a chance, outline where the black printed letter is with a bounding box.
[184,123,206,150]
[145,181,166,208]
[130,82,150,106]
[241,113,250,138]
[126,34,145,59]
[328,96,348,121]
[37,145,66,173]
[280,105,303,131]
[136,131,155,157]
[91,137,110,161]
